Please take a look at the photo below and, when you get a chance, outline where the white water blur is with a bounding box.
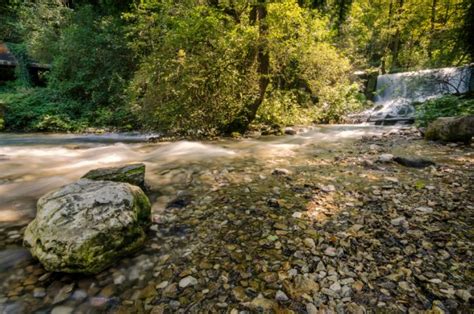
[0,125,391,223]
[367,65,472,122]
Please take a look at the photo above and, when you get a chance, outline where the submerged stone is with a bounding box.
[24,179,151,274]
[82,163,146,190]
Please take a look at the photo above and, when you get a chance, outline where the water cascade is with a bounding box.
[361,65,473,124]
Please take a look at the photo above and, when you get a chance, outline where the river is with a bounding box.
[0,125,388,225]
[0,125,472,313]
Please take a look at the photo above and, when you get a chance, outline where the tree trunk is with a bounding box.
[389,0,404,72]
[225,1,269,134]
[428,0,437,60]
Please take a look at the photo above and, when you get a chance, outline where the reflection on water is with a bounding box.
[0,125,392,223]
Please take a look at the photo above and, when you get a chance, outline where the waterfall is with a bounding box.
[364,65,472,124]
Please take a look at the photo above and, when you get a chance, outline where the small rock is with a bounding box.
[33,287,46,298]
[162,283,178,298]
[90,296,109,307]
[51,306,74,314]
[306,303,318,314]
[398,281,410,291]
[113,274,126,285]
[272,168,291,176]
[169,300,181,310]
[370,144,381,151]
[71,289,88,301]
[415,206,433,214]
[156,281,169,289]
[150,305,165,314]
[303,238,316,249]
[316,261,325,272]
[321,287,337,297]
[455,289,471,302]
[320,184,336,192]
[329,282,342,292]
[245,295,277,311]
[292,212,303,218]
[275,290,289,302]
[324,247,337,257]
[179,276,198,288]
[391,216,406,226]
[232,286,247,302]
[378,154,394,162]
[53,283,74,304]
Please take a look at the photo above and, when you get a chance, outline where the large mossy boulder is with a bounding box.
[82,163,146,190]
[425,115,474,144]
[24,179,151,274]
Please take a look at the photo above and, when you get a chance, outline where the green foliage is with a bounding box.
[0,0,23,42]
[11,2,138,130]
[340,0,470,71]
[48,6,134,109]
[0,87,84,131]
[127,2,260,133]
[6,43,31,87]
[415,95,474,127]
[2,0,471,134]
[127,0,362,133]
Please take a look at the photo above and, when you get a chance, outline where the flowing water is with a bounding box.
[0,126,389,226]
[362,65,472,123]
[0,126,473,313]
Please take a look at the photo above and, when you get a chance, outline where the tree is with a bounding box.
[225,1,270,134]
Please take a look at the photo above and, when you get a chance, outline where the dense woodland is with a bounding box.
[0,0,473,134]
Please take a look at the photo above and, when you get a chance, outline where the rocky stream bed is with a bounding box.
[0,126,472,313]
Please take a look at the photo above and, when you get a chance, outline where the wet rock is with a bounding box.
[0,248,32,272]
[52,283,74,304]
[71,289,88,301]
[82,163,146,190]
[393,156,435,168]
[284,127,297,135]
[425,115,474,143]
[24,179,151,274]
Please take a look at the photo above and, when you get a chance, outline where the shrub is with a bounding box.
[1,87,83,132]
[415,95,474,127]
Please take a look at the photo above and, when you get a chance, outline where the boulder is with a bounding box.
[425,116,474,144]
[24,179,151,274]
[82,163,146,190]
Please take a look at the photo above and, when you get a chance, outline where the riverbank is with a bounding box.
[0,126,472,313]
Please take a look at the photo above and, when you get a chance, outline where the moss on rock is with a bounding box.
[23,179,151,274]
